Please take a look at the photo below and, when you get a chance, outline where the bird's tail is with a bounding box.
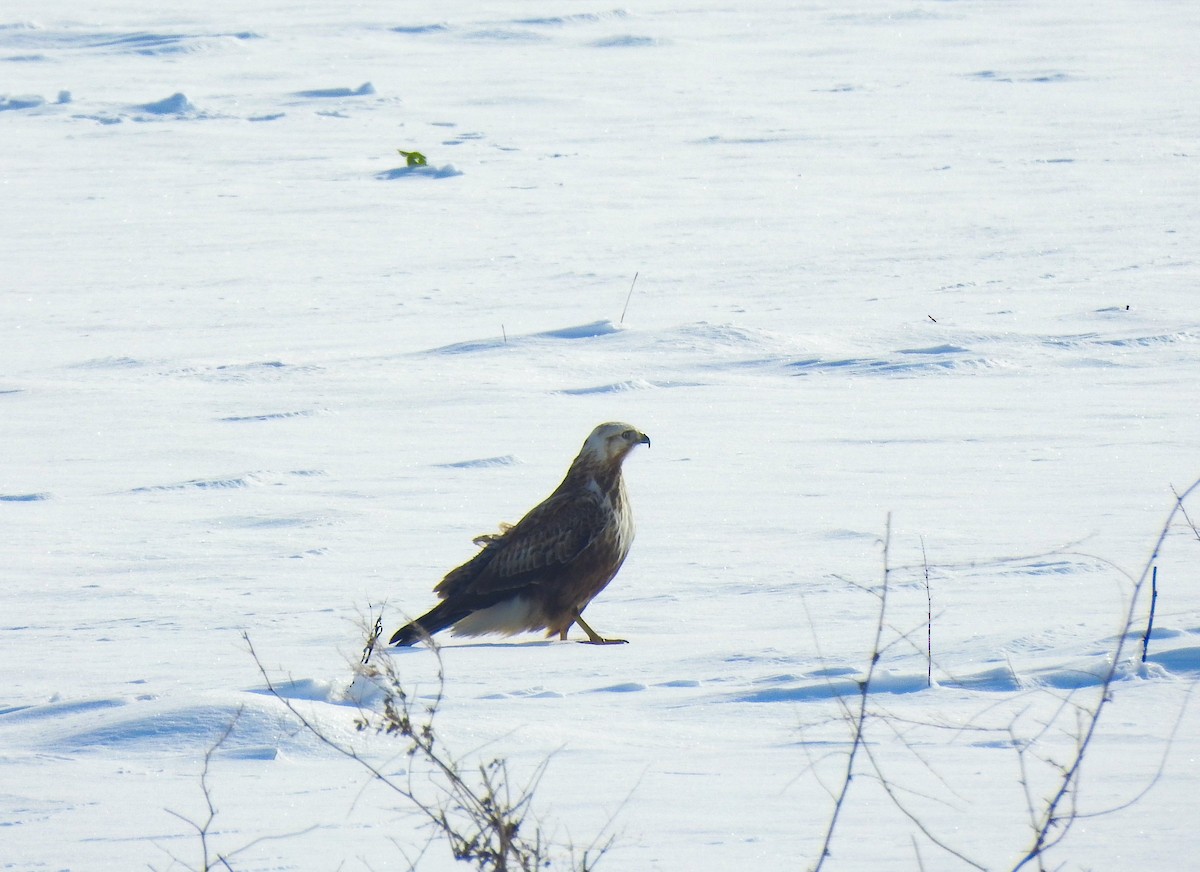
[389,601,470,647]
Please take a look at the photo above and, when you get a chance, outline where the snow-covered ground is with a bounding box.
[3,1,1199,869]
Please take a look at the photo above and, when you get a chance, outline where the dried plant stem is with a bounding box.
[812,514,893,872]
[619,272,638,325]
[1141,567,1158,663]
[921,536,932,688]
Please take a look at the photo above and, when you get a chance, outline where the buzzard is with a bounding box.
[390,422,650,646]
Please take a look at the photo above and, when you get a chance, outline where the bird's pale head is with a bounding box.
[580,422,650,466]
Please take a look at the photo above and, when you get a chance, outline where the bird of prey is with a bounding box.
[390,422,650,646]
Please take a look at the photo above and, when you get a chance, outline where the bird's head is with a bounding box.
[579,422,650,466]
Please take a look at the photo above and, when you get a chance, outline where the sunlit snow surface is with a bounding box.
[2,1,1199,869]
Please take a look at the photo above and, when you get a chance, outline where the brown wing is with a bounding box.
[433,489,608,605]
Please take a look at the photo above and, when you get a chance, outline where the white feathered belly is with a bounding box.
[451,597,544,637]
[601,477,636,561]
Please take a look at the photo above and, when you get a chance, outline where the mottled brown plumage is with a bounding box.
[390,422,650,646]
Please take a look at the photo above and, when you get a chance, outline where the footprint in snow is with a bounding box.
[219,409,319,423]
[437,454,521,469]
[377,163,462,179]
[586,682,647,694]
[293,82,375,99]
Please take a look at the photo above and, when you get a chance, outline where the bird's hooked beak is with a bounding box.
[637,432,651,448]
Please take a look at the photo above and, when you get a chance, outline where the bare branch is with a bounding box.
[245,629,612,871]
[1171,484,1200,543]
[857,736,988,870]
[811,514,894,871]
[154,708,318,872]
[1010,476,1200,871]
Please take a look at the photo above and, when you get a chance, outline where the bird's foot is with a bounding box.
[571,613,627,645]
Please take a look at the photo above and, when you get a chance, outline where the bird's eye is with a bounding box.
[622,429,635,440]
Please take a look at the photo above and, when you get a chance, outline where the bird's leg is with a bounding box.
[573,611,627,645]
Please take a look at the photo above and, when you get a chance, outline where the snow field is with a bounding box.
[3,1,1200,869]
